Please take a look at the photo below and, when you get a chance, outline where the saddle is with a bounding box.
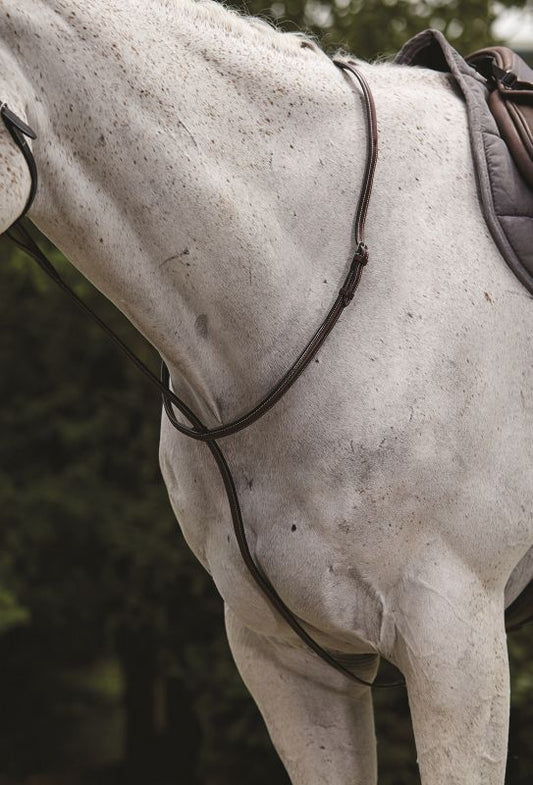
[466,46,533,188]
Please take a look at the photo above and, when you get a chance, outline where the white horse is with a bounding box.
[1,2,532,783]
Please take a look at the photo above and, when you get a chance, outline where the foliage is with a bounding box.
[0,588,29,635]
[508,624,533,784]
[233,0,531,59]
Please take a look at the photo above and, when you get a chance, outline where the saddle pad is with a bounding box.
[395,29,533,295]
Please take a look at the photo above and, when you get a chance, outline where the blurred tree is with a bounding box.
[507,624,533,785]
[0,588,29,635]
[232,0,530,58]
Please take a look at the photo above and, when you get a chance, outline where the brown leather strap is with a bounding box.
[162,59,378,440]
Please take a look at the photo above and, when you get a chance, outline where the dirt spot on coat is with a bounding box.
[195,314,208,339]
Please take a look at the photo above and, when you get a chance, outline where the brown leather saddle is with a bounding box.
[466,46,533,188]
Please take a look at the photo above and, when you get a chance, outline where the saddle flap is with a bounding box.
[467,46,533,187]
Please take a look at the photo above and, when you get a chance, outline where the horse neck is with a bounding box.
[2,0,373,424]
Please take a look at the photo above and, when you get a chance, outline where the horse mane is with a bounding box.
[170,0,322,55]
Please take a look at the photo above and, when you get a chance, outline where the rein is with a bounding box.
[1,61,404,689]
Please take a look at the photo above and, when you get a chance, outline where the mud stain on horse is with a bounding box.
[195,313,209,339]
[159,248,190,269]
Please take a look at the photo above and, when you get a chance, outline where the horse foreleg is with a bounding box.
[390,567,509,785]
[225,605,378,785]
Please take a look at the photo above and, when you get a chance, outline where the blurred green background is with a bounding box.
[1,1,532,783]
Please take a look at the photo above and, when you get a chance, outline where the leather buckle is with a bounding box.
[339,242,369,306]
[492,64,518,89]
[355,241,369,266]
